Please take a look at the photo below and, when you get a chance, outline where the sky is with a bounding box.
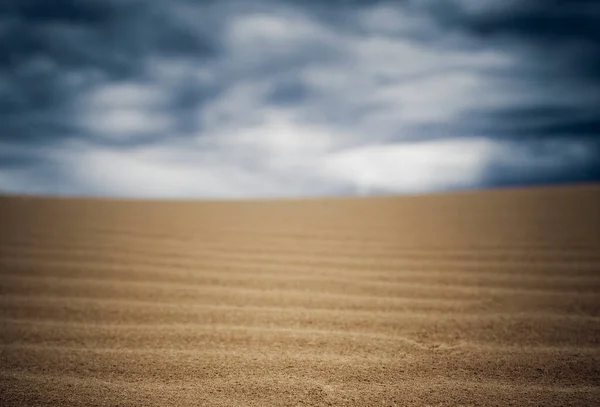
[1,0,599,198]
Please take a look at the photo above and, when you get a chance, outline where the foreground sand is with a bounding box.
[1,184,599,406]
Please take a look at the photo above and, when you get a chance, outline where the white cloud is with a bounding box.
[57,142,273,198]
[77,82,173,139]
[199,79,335,162]
[225,11,336,53]
[226,112,333,156]
[4,134,593,198]
[319,138,496,194]
[85,82,166,107]
[72,149,228,198]
[371,71,487,124]
[91,109,171,136]
[317,137,597,195]
[63,140,349,198]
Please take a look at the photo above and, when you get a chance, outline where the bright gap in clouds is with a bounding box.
[0,0,599,198]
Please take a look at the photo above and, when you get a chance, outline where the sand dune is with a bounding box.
[1,184,599,406]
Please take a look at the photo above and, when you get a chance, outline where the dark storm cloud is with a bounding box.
[264,77,314,107]
[0,0,217,68]
[480,137,600,188]
[0,0,219,145]
[0,0,599,197]
[458,0,600,88]
[463,1,600,42]
[414,0,600,185]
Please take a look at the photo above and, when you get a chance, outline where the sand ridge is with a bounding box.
[1,183,600,406]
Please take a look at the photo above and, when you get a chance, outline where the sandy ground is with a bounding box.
[1,183,599,406]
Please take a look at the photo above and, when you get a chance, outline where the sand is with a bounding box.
[1,183,599,406]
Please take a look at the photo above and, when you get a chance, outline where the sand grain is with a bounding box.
[1,184,600,406]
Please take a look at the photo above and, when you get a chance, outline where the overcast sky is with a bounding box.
[1,0,599,198]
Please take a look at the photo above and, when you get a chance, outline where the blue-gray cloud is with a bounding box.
[1,0,599,197]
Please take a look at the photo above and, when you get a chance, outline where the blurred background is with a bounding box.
[1,0,599,198]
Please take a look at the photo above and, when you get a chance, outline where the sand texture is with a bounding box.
[1,184,600,406]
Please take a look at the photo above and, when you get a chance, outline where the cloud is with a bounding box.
[77,81,172,140]
[319,138,495,194]
[68,145,245,198]
[444,0,538,17]
[19,138,340,198]
[5,132,590,198]
[318,136,599,195]
[1,0,599,198]
[482,137,600,186]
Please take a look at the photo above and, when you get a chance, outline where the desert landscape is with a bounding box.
[1,183,599,406]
